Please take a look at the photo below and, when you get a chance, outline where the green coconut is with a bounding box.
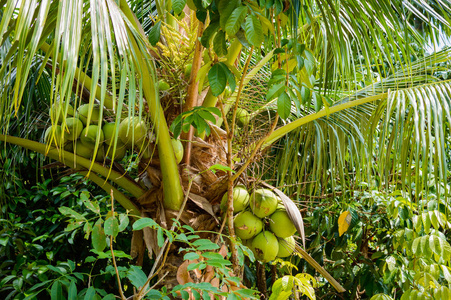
[250,189,278,218]
[184,63,192,78]
[118,116,148,147]
[49,102,74,123]
[44,125,65,147]
[77,104,102,125]
[269,210,297,238]
[103,122,124,146]
[277,236,296,258]
[220,186,250,213]
[234,211,263,240]
[80,125,104,148]
[105,144,127,161]
[158,80,170,91]
[171,138,184,164]
[62,117,83,140]
[251,231,279,262]
[94,145,106,163]
[236,108,250,127]
[74,141,93,159]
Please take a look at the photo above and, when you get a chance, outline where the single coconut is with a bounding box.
[118,116,148,147]
[277,236,296,258]
[49,102,74,123]
[171,138,184,164]
[250,189,278,218]
[236,108,250,127]
[62,117,83,140]
[80,125,104,148]
[74,141,93,159]
[105,144,127,161]
[44,125,65,147]
[64,141,74,152]
[269,210,297,238]
[251,231,279,262]
[184,63,192,78]
[234,211,263,240]
[77,104,102,125]
[103,122,124,146]
[94,145,106,163]
[158,80,170,91]
[220,186,250,213]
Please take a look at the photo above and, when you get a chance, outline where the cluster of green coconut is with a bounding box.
[221,187,297,263]
[44,102,184,163]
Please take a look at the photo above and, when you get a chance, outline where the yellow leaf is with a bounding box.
[338,211,352,236]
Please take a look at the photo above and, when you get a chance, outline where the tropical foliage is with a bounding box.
[1,0,451,298]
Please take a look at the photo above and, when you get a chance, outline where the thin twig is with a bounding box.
[110,190,126,300]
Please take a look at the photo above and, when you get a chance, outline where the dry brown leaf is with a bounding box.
[177,260,195,284]
[202,265,215,283]
[188,193,219,223]
[130,230,144,264]
[218,244,228,258]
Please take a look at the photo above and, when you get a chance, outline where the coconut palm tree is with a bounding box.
[1,0,451,297]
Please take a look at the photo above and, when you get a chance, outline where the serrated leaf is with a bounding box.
[277,91,291,119]
[149,21,161,46]
[208,63,227,96]
[225,6,248,36]
[92,219,106,252]
[245,15,263,46]
[338,211,352,236]
[173,0,187,14]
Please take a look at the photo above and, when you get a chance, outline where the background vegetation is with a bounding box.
[1,0,451,299]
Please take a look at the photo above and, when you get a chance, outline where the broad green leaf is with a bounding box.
[133,217,158,230]
[218,0,238,28]
[149,21,161,46]
[127,265,147,289]
[245,15,263,46]
[213,30,228,57]
[277,91,291,119]
[312,92,322,112]
[118,214,129,232]
[184,252,200,260]
[208,63,227,96]
[104,217,119,238]
[51,281,62,300]
[225,6,248,36]
[68,281,77,300]
[59,206,86,221]
[267,82,286,100]
[173,0,187,14]
[201,22,220,48]
[84,286,96,300]
[92,219,106,252]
